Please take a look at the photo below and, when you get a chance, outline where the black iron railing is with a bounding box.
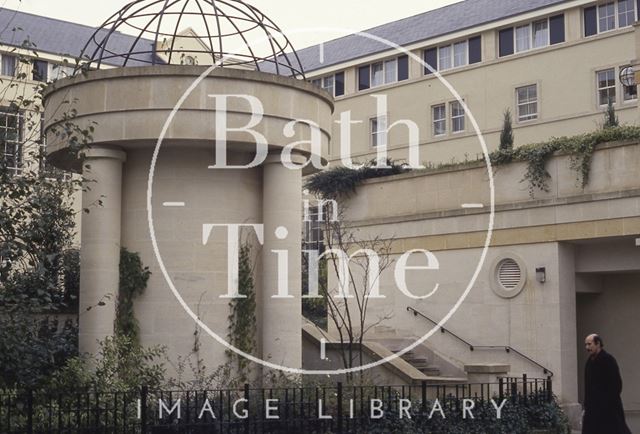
[0,377,552,433]
[407,306,554,377]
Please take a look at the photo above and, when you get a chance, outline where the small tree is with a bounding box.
[499,108,514,151]
[603,98,619,129]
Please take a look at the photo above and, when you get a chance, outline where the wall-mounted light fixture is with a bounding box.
[620,66,636,88]
[535,267,546,283]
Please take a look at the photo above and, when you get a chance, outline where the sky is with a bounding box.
[0,0,462,49]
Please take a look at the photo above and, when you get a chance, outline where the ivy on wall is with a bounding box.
[490,125,640,196]
[305,126,640,199]
[115,248,151,344]
[226,243,256,381]
[305,159,407,199]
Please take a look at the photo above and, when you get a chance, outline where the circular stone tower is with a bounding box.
[44,0,333,374]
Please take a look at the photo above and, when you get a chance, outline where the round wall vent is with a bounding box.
[490,255,527,299]
[498,258,521,290]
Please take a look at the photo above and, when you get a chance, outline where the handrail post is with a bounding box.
[522,374,528,404]
[27,389,33,434]
[337,382,343,434]
[244,384,250,434]
[421,381,427,412]
[140,385,148,434]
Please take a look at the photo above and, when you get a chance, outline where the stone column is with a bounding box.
[78,147,126,358]
[261,154,303,369]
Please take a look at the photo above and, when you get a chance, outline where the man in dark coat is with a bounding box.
[583,334,631,434]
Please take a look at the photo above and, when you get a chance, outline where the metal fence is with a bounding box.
[0,375,552,433]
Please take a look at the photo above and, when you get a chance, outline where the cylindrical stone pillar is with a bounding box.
[261,154,304,368]
[78,147,126,357]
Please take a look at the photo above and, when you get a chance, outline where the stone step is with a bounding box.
[420,367,441,376]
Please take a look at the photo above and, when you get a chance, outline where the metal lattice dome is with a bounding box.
[78,0,305,78]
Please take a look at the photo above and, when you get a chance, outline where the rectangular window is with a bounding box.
[517,85,538,121]
[499,28,515,57]
[371,62,384,87]
[397,55,409,81]
[532,19,549,48]
[450,101,465,133]
[439,45,452,70]
[515,25,531,52]
[1,55,16,77]
[584,6,599,36]
[334,72,345,96]
[384,59,397,84]
[597,69,616,105]
[599,2,616,32]
[468,36,482,64]
[423,48,438,74]
[32,60,48,82]
[549,14,566,44]
[432,104,446,136]
[453,41,467,67]
[370,116,387,147]
[50,63,75,81]
[358,65,370,91]
[0,107,23,175]
[618,0,636,27]
[359,57,407,91]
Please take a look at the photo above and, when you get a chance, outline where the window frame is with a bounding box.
[0,107,24,175]
[450,100,466,134]
[516,84,539,122]
[1,54,17,77]
[588,0,638,36]
[432,104,447,137]
[370,115,388,148]
[596,68,617,106]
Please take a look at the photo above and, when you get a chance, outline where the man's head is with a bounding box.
[585,334,603,357]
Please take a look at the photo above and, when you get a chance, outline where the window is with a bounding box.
[516,25,531,52]
[500,14,565,56]
[32,60,48,82]
[0,108,23,175]
[358,56,408,91]
[450,101,465,133]
[371,62,384,87]
[370,116,387,147]
[532,19,549,48]
[438,45,452,70]
[585,0,637,36]
[597,69,616,105]
[599,3,616,31]
[311,72,345,97]
[618,0,636,26]
[1,54,16,77]
[516,85,538,121]
[424,36,481,74]
[432,104,446,136]
[453,41,467,67]
[49,63,75,81]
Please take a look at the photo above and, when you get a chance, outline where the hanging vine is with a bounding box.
[490,125,640,197]
[226,243,256,381]
[115,248,151,344]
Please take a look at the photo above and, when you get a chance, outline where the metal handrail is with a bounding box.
[406,306,554,377]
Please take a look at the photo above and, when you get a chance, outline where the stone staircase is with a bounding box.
[393,349,442,377]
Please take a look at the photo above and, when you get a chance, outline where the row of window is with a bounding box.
[311,2,637,97]
[367,67,636,146]
[1,53,75,82]
[584,0,637,36]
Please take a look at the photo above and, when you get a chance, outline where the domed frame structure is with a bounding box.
[78,0,306,78]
